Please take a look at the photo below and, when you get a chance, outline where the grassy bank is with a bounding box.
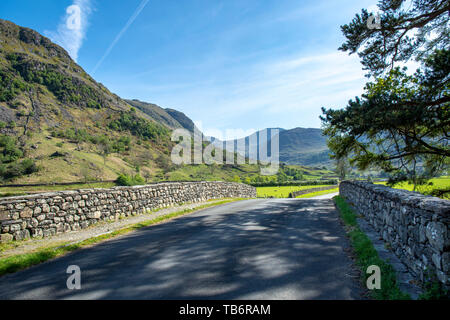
[375,177,450,199]
[333,195,410,300]
[0,198,243,277]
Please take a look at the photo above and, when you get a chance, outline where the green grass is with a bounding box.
[165,163,261,182]
[334,196,411,300]
[375,177,450,199]
[256,185,332,198]
[0,198,243,276]
[296,187,339,198]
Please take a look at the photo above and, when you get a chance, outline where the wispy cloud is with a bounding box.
[122,50,367,132]
[101,0,374,133]
[45,0,92,62]
[92,0,150,74]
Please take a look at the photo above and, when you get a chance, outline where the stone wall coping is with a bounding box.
[0,181,244,204]
[340,180,450,216]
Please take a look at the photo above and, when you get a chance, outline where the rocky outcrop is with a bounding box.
[0,181,256,242]
[340,180,450,288]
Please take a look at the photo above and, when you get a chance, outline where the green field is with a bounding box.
[375,177,450,199]
[256,185,333,198]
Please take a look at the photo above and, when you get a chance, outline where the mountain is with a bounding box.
[278,128,330,165]
[125,99,197,133]
[164,108,196,133]
[125,99,184,130]
[212,127,330,166]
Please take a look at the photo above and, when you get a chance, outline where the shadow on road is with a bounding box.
[0,199,364,300]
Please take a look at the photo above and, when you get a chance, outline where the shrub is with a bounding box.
[20,158,38,175]
[1,159,38,180]
[0,135,23,163]
[115,174,145,186]
[0,135,39,180]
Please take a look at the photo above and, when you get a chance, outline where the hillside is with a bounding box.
[278,128,330,165]
[0,19,195,184]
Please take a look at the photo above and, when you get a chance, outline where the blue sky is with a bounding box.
[1,0,377,137]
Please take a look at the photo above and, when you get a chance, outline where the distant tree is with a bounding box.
[277,171,288,184]
[321,0,449,189]
[143,170,152,183]
[335,156,351,181]
[99,140,112,165]
[294,172,303,181]
[80,166,91,183]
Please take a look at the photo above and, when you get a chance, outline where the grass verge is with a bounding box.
[256,185,333,198]
[333,195,411,300]
[0,198,245,277]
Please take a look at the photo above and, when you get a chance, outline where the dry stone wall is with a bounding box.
[340,180,450,288]
[288,185,338,198]
[0,181,256,242]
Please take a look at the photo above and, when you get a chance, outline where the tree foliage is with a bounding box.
[0,135,38,181]
[339,0,449,77]
[321,0,449,187]
[109,111,170,142]
[115,173,145,186]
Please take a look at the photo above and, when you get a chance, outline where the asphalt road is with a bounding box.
[0,198,363,300]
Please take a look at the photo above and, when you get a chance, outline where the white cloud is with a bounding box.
[45,0,92,62]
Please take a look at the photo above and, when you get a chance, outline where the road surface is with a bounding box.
[0,198,363,300]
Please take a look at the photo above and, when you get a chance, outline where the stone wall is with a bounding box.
[0,181,256,242]
[340,180,450,287]
[288,185,338,198]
